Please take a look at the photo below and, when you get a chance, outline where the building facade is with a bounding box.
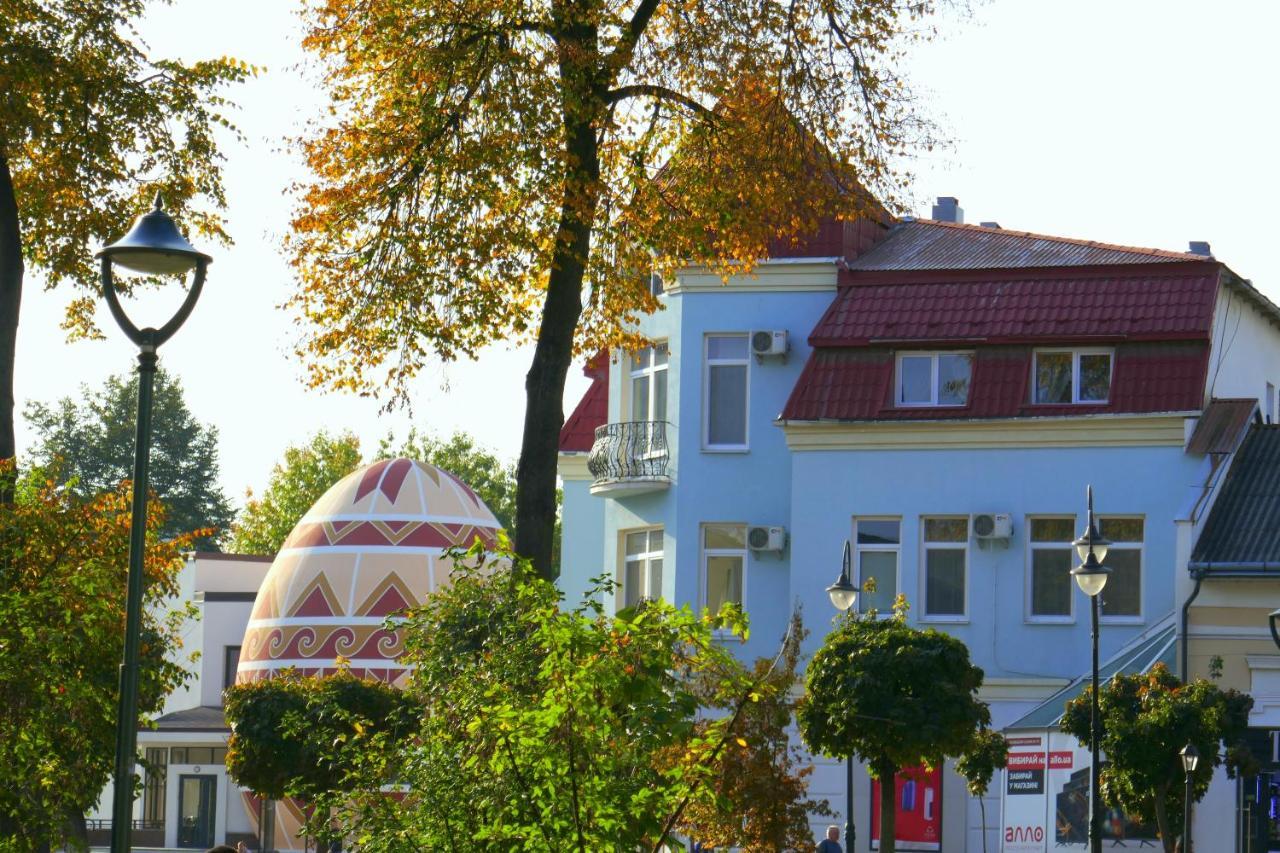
[558,202,1280,851]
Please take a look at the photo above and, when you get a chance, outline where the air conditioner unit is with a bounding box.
[750,330,789,359]
[971,513,1013,540]
[747,525,787,552]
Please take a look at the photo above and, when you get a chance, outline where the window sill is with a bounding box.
[1100,615,1144,625]
[1025,616,1076,625]
[702,445,749,454]
[920,615,969,624]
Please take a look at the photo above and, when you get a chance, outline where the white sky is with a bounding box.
[15,0,1280,506]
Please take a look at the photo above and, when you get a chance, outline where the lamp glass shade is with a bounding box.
[1270,608,1280,652]
[1074,538,1109,565]
[1180,743,1200,773]
[827,581,857,612]
[96,195,211,275]
[1071,554,1110,597]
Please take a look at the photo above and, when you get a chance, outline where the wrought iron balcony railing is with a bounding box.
[588,421,672,495]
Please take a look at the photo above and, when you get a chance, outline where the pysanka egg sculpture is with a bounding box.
[236,457,501,688]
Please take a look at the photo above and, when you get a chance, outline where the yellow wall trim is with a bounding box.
[781,414,1193,451]
[666,262,838,295]
[558,453,592,482]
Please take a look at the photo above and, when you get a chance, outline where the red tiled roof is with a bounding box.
[558,351,609,453]
[848,219,1205,270]
[810,264,1220,347]
[780,342,1209,421]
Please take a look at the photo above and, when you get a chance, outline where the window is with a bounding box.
[142,747,168,824]
[1033,349,1112,404]
[704,335,749,448]
[169,746,228,765]
[1099,517,1143,620]
[922,517,968,619]
[897,352,973,406]
[1028,517,1075,620]
[223,645,241,693]
[702,524,746,615]
[855,518,900,613]
[621,529,663,608]
[629,343,668,422]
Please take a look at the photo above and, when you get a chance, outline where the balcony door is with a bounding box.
[176,774,217,848]
[629,343,668,424]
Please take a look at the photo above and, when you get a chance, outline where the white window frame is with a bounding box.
[919,516,969,622]
[701,523,748,619]
[895,351,974,407]
[618,527,663,610]
[1025,515,1077,624]
[1032,348,1114,405]
[853,517,901,616]
[626,342,669,423]
[702,333,751,452]
[1098,515,1144,625]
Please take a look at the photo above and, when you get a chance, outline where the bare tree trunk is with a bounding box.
[1153,788,1174,853]
[877,763,897,853]
[513,13,601,581]
[0,152,22,502]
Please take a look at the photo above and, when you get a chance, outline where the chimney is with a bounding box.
[1188,241,1212,257]
[931,196,963,223]
[979,221,1001,229]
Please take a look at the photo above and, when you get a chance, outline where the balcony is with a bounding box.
[588,421,673,497]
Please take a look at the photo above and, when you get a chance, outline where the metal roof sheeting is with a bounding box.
[848,220,1204,270]
[1186,398,1258,456]
[1191,425,1280,565]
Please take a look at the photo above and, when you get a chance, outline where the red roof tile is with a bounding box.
[559,351,609,453]
[810,265,1220,346]
[780,342,1208,422]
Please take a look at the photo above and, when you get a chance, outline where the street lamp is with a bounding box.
[827,539,858,851]
[100,193,211,853]
[1180,743,1199,853]
[1071,485,1111,853]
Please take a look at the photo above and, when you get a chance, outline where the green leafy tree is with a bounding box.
[0,0,250,479]
[225,546,821,851]
[24,368,234,545]
[285,0,944,578]
[798,600,1001,853]
[1060,663,1257,852]
[0,463,194,851]
[229,431,363,555]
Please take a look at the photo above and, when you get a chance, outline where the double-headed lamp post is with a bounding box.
[827,540,859,851]
[1071,485,1111,853]
[1180,743,1199,853]
[100,193,211,853]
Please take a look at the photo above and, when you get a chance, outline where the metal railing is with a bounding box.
[85,818,164,830]
[588,421,671,483]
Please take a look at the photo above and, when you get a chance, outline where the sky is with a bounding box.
[15,0,1280,507]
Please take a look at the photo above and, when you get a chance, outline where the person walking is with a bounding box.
[817,824,843,853]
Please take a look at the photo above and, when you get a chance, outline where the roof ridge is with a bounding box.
[910,218,1205,262]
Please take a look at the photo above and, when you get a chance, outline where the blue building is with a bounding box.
[557,200,1280,851]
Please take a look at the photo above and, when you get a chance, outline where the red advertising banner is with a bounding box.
[870,766,942,851]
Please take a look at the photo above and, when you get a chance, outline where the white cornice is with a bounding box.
[557,453,592,481]
[665,261,839,295]
[780,413,1193,451]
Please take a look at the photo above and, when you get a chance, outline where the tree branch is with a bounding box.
[606,0,664,76]
[603,84,714,121]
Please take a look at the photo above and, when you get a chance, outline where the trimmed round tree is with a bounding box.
[798,607,1002,853]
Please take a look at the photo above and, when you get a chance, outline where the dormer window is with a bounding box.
[1034,349,1112,404]
[896,352,972,407]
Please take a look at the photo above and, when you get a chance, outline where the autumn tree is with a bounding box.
[798,601,1001,853]
[25,367,234,545]
[0,0,249,486]
[1060,664,1256,853]
[229,430,363,554]
[287,0,942,577]
[0,464,194,851]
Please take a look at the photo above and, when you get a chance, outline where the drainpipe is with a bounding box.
[1181,568,1205,681]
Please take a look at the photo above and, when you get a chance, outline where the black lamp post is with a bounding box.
[827,540,858,851]
[100,193,211,853]
[1179,743,1199,853]
[1071,485,1111,853]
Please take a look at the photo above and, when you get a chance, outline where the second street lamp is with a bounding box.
[1180,743,1199,853]
[827,539,857,852]
[1071,485,1111,853]
[99,193,211,853]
